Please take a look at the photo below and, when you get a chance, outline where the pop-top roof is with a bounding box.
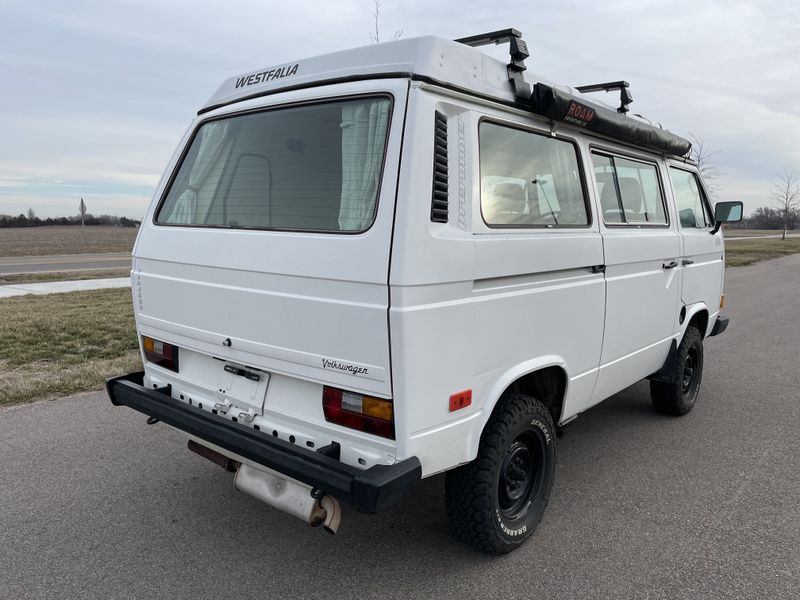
[201,34,691,157]
[202,35,566,113]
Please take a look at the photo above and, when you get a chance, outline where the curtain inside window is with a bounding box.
[168,122,230,224]
[337,99,390,231]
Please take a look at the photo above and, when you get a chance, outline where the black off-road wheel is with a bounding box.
[650,325,704,416]
[445,393,556,554]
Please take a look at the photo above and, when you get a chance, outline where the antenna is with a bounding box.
[575,80,633,114]
[455,28,531,102]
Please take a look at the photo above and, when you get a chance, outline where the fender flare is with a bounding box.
[467,355,569,459]
[683,301,716,338]
[651,302,713,384]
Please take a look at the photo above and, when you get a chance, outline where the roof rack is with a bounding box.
[455,28,531,102]
[575,81,633,114]
[454,29,688,156]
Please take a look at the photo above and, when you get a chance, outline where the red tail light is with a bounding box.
[322,386,394,439]
[142,336,179,372]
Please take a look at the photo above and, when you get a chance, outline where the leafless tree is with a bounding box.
[689,133,721,197]
[369,0,402,44]
[771,169,800,240]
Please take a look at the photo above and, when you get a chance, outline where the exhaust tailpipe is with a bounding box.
[234,463,342,534]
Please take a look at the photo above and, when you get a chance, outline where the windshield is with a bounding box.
[156,96,392,232]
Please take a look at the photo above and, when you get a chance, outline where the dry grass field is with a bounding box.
[0,269,130,285]
[725,237,800,267]
[0,226,138,257]
[724,228,798,237]
[0,288,141,405]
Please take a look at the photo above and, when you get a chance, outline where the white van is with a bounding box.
[107,29,742,554]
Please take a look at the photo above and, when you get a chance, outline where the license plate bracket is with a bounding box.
[215,361,270,416]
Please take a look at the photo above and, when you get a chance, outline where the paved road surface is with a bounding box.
[0,278,130,298]
[726,232,800,241]
[2,255,799,600]
[0,252,131,275]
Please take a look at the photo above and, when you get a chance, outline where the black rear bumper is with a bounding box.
[106,372,421,513]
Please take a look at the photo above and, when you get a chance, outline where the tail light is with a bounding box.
[322,386,394,439]
[142,336,179,372]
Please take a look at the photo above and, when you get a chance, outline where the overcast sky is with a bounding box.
[1,0,798,218]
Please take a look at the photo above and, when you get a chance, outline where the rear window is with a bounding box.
[156,96,392,232]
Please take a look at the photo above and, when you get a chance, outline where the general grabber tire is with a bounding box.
[650,325,704,416]
[445,393,556,554]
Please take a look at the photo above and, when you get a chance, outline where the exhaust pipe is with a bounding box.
[234,463,342,534]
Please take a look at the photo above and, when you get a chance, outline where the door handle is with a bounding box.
[662,260,678,270]
[682,259,695,266]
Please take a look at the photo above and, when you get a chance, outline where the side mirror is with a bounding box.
[714,201,743,223]
[710,201,743,234]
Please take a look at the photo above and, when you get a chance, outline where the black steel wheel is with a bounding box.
[651,325,704,416]
[445,393,556,554]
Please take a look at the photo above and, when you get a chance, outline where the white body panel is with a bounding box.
[132,36,726,479]
[666,159,724,336]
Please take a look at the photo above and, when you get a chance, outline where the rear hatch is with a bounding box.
[132,88,405,416]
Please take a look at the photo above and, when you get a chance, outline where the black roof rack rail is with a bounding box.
[455,28,531,102]
[575,80,633,114]
[455,29,690,156]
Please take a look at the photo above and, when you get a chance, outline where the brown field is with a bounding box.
[726,237,800,267]
[0,226,138,257]
[724,228,797,237]
[0,287,141,406]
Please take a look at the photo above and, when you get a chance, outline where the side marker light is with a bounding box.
[449,389,472,412]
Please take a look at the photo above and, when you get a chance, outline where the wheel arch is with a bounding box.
[470,356,569,458]
[683,302,713,338]
[651,302,712,385]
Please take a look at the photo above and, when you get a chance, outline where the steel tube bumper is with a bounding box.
[106,371,421,513]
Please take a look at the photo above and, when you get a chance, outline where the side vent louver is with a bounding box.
[430,111,449,223]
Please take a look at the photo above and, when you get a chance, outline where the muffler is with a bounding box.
[234,463,342,534]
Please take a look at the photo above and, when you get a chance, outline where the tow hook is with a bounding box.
[146,416,160,425]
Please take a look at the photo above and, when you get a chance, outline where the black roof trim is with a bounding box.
[198,71,413,115]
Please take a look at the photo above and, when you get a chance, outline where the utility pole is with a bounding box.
[79,198,87,227]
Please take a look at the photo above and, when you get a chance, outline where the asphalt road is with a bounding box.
[726,233,800,241]
[0,252,131,275]
[2,255,799,600]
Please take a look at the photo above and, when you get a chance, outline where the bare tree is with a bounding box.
[771,169,800,241]
[369,0,402,44]
[689,133,721,197]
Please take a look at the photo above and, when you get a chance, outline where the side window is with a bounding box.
[669,167,712,228]
[479,122,589,227]
[592,153,667,225]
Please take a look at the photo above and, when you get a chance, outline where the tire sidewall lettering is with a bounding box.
[530,418,552,445]
[495,509,528,537]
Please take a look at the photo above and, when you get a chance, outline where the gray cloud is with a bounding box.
[1,0,797,217]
